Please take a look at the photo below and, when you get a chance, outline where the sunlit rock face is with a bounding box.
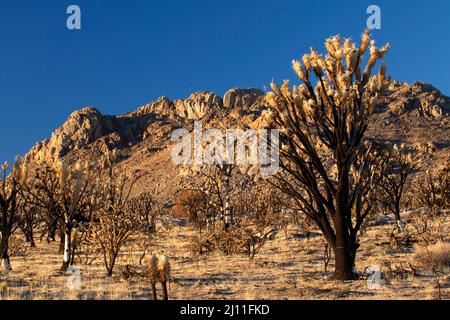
[223,88,264,109]
[385,82,449,119]
[27,107,115,163]
[24,82,449,200]
[174,92,223,119]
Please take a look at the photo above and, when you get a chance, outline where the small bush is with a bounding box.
[189,220,277,258]
[8,235,29,258]
[412,241,450,270]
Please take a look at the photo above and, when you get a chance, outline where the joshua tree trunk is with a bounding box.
[1,198,13,271]
[393,199,405,231]
[24,227,36,248]
[49,220,57,242]
[333,234,357,280]
[162,280,169,300]
[333,172,357,280]
[104,251,118,277]
[28,225,36,248]
[0,231,12,271]
[1,253,12,271]
[151,282,157,300]
[333,249,356,280]
[61,223,72,271]
[58,230,65,254]
[30,236,36,248]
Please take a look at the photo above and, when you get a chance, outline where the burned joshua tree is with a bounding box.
[0,158,27,270]
[25,164,62,244]
[181,163,237,231]
[88,144,143,276]
[55,160,95,271]
[266,30,391,280]
[379,144,419,231]
[16,190,39,248]
[174,188,209,231]
[414,163,449,214]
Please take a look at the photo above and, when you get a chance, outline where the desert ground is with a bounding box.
[1,211,448,300]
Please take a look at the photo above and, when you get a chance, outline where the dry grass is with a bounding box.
[0,214,449,300]
[412,242,450,270]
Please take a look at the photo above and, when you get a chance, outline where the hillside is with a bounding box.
[23,81,450,202]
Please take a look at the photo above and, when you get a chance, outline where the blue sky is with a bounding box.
[0,0,449,163]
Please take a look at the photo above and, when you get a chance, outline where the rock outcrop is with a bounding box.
[27,107,115,163]
[174,91,223,119]
[129,92,224,120]
[223,88,264,109]
[24,82,449,199]
[130,96,175,118]
[385,82,450,119]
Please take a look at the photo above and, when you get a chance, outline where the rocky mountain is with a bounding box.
[24,82,450,201]
[26,87,270,164]
[369,82,449,167]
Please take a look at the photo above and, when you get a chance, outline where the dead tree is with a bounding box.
[128,192,159,234]
[0,158,27,270]
[25,164,63,243]
[89,144,141,276]
[379,144,419,231]
[234,184,286,225]
[16,192,38,248]
[191,164,236,231]
[55,160,94,271]
[323,242,332,272]
[266,30,391,280]
[414,163,449,213]
[174,189,208,231]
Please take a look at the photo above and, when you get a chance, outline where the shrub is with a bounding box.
[413,163,449,213]
[412,242,450,270]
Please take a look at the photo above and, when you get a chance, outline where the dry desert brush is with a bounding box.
[87,145,150,276]
[413,163,449,214]
[379,144,420,231]
[23,159,96,271]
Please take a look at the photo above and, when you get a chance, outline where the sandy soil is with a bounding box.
[1,214,449,300]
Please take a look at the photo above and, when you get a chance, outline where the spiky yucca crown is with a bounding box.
[265,30,391,129]
[146,255,170,282]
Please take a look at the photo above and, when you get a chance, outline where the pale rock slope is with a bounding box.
[25,83,449,201]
